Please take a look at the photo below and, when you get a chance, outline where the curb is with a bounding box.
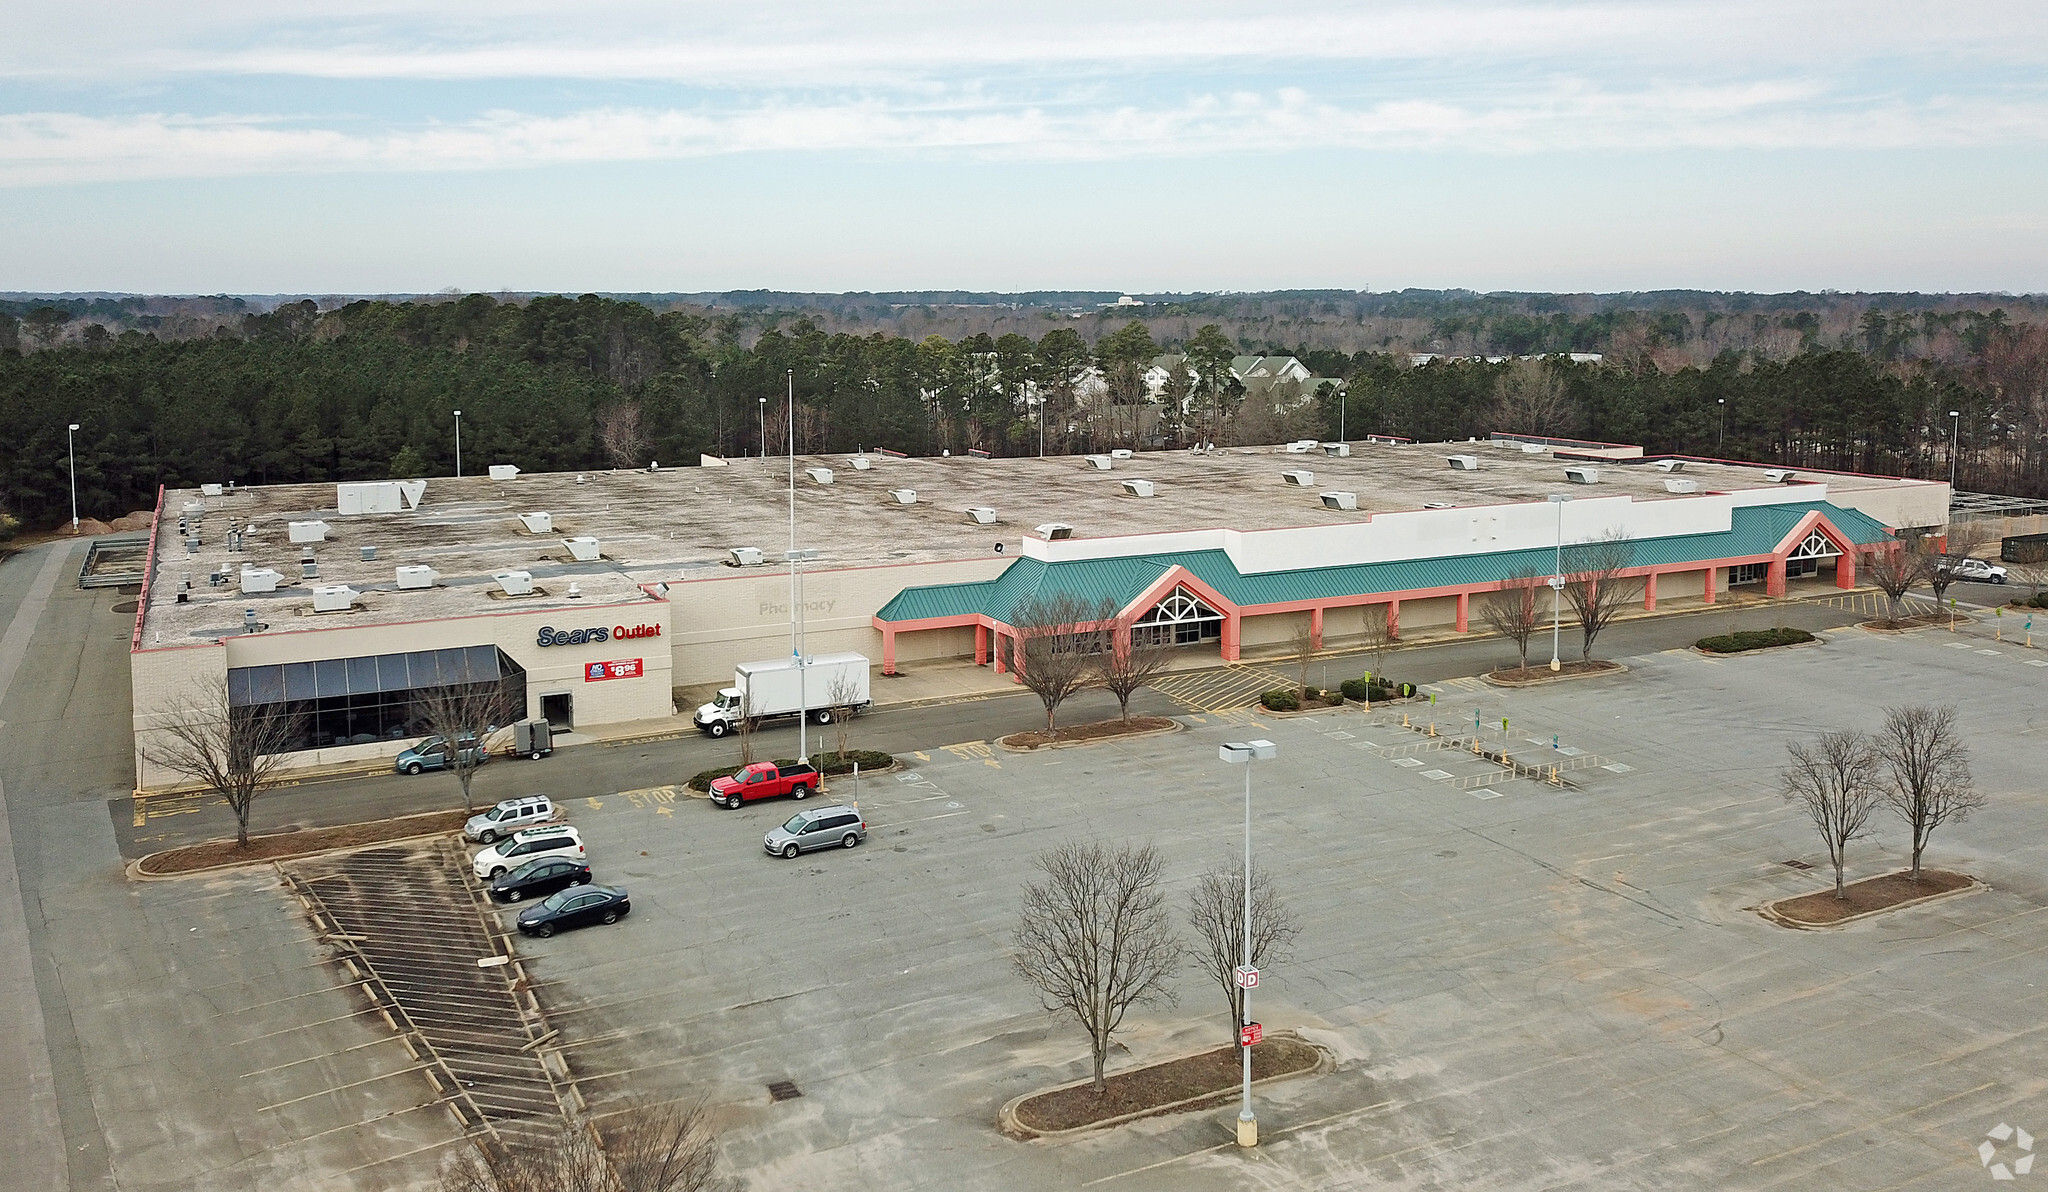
[995,720,1184,753]
[997,1032,1333,1141]
[1251,704,1347,719]
[1757,871,1986,930]
[131,817,467,881]
[1483,661,1630,688]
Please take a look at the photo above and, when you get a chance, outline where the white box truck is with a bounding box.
[692,653,872,738]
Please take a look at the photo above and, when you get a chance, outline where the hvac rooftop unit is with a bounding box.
[519,511,554,534]
[1120,479,1156,497]
[1085,455,1114,470]
[312,585,357,613]
[287,520,331,544]
[806,467,835,485]
[1322,442,1352,457]
[889,489,918,504]
[200,483,224,497]
[1422,501,1457,509]
[1110,449,1134,460]
[849,456,872,471]
[1521,442,1548,454]
[729,547,765,566]
[563,536,601,561]
[1284,440,1320,454]
[1653,459,1687,473]
[238,566,283,594]
[396,565,439,589]
[1663,478,1700,494]
[1564,466,1601,484]
[966,507,998,524]
[1320,491,1359,511]
[1035,522,1075,541]
[1765,469,1796,483]
[1447,455,1480,471]
[336,481,405,515]
[1280,470,1316,486]
[493,570,535,596]
[489,464,520,481]
[182,501,207,516]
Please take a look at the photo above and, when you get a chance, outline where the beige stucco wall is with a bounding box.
[1829,482,1948,532]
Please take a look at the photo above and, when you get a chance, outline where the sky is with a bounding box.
[1,1,2045,295]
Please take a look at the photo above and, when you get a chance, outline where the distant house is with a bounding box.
[1410,352,1604,367]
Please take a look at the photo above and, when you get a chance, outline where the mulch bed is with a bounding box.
[1767,869,1975,926]
[1860,614,1962,632]
[1486,660,1625,685]
[1013,1035,1321,1133]
[136,809,470,875]
[999,716,1178,750]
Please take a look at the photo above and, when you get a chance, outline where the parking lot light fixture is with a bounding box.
[1218,738,1276,1147]
[1547,494,1571,671]
[67,422,81,530]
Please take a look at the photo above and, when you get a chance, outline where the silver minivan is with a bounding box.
[764,806,866,859]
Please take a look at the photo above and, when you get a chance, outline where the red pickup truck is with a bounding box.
[708,762,821,809]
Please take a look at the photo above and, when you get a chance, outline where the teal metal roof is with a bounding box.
[874,501,1890,625]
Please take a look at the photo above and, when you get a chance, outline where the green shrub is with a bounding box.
[686,750,895,791]
[1259,688,1299,712]
[687,765,740,792]
[1695,627,1816,654]
[1322,692,1345,706]
[1339,677,1371,701]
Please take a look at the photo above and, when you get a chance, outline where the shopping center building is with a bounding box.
[127,437,1947,788]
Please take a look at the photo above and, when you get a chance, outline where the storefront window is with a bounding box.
[228,646,526,753]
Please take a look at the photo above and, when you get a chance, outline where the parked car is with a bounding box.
[473,824,585,880]
[1939,557,2008,584]
[709,761,820,809]
[516,885,630,937]
[395,734,489,776]
[464,795,557,843]
[764,805,867,859]
[488,857,592,903]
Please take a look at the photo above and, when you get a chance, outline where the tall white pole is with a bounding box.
[67,423,81,530]
[789,371,806,765]
[452,410,462,477]
[1549,494,1568,671]
[1949,410,1961,487]
[1239,757,1253,1134]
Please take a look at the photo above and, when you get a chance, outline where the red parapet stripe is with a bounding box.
[876,447,909,458]
[130,484,164,652]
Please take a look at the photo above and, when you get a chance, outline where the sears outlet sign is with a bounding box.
[537,623,663,648]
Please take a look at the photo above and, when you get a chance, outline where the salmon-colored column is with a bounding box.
[1309,607,1323,651]
[1387,600,1401,639]
[975,623,989,665]
[1835,552,1856,589]
[1220,613,1241,662]
[1644,571,1658,610]
[991,630,1007,675]
[1703,565,1717,605]
[882,627,898,675]
[1767,559,1788,597]
[1455,592,1469,633]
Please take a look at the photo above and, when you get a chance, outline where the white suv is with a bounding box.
[464,795,557,844]
[473,825,584,880]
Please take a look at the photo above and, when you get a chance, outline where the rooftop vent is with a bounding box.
[1035,523,1075,541]
[1280,470,1316,487]
[1284,440,1320,454]
[1653,459,1687,473]
[1120,479,1156,497]
[1320,491,1359,511]
[1422,501,1457,509]
[287,520,331,544]
[183,501,207,516]
[1110,449,1134,460]
[1521,442,1548,454]
[805,467,835,485]
[396,565,439,589]
[1764,469,1796,483]
[239,566,283,594]
[889,489,917,504]
[312,585,357,613]
[1447,455,1480,471]
[562,536,601,562]
[1663,478,1700,494]
[493,570,535,596]
[359,546,378,562]
[729,547,765,567]
[1085,455,1114,470]
[488,464,521,481]
[965,507,998,524]
[849,457,872,471]
[519,512,554,534]
[200,483,224,497]
[1322,442,1352,457]
[1564,466,1601,484]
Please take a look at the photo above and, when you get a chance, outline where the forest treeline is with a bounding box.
[2,292,2044,533]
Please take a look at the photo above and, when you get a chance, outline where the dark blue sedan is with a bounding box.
[516,885,630,937]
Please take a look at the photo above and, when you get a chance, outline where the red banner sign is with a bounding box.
[584,658,643,682]
[1238,1021,1263,1047]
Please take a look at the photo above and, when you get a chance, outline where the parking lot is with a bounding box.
[493,623,2048,1190]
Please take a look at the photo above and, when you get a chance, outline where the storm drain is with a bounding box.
[1781,859,1814,870]
[282,839,573,1144]
[767,1080,803,1102]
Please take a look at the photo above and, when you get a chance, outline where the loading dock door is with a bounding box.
[540,692,572,730]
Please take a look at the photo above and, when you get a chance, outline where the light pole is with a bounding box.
[785,370,816,765]
[1548,494,1571,672]
[1218,738,1277,1148]
[66,422,81,530]
[759,396,767,458]
[1715,399,1725,451]
[1948,410,1961,487]
[1338,383,1347,444]
[452,410,463,477]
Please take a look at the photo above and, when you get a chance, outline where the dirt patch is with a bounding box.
[998,716,1179,750]
[1012,1035,1321,1133]
[136,809,471,876]
[1765,869,1976,927]
[1858,614,1961,633]
[1485,660,1626,687]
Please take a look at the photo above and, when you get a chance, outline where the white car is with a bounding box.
[473,824,585,880]
[1940,557,2008,584]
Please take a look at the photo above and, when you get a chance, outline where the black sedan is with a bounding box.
[488,857,593,904]
[515,885,630,937]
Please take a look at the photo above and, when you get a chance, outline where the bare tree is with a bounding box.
[1864,546,1929,624]
[1780,730,1880,899]
[1873,705,1983,881]
[145,682,303,848]
[1478,571,1544,673]
[1011,593,1114,737]
[1359,603,1393,681]
[1562,532,1645,661]
[1289,618,1318,699]
[1012,840,1180,1093]
[1490,359,1578,438]
[413,679,519,813]
[1093,619,1170,724]
[597,403,649,469]
[824,670,860,761]
[442,1100,730,1192]
[1931,523,1993,626]
[1186,862,1300,1048]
